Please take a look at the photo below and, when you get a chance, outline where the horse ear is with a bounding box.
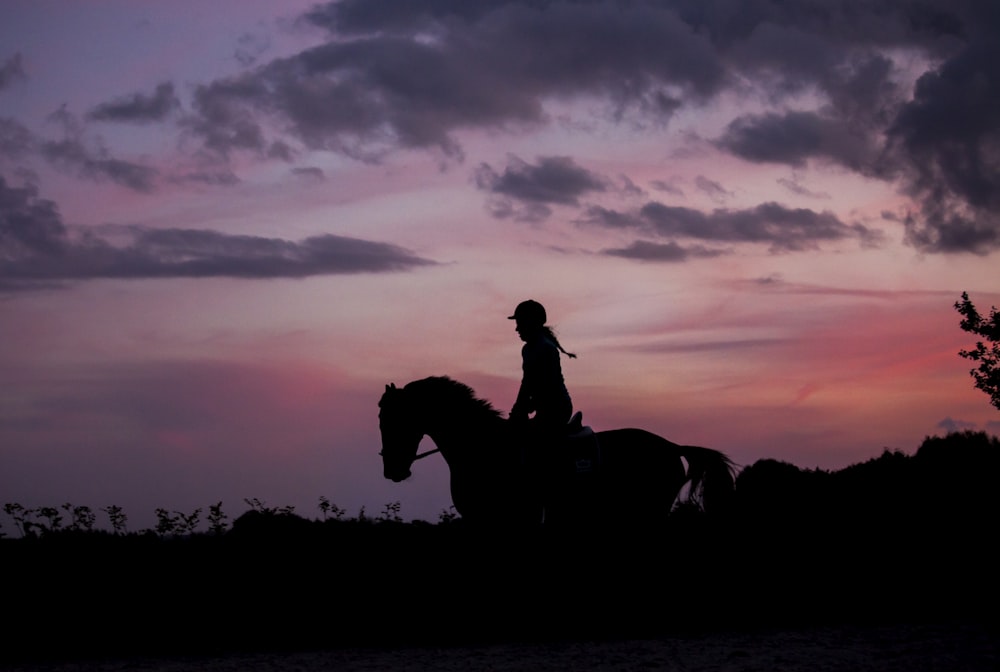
[386,383,396,391]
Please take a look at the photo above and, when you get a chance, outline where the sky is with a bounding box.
[1,0,998,531]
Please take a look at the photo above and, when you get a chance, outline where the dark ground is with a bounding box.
[3,622,997,672]
[1,511,996,666]
[3,432,998,668]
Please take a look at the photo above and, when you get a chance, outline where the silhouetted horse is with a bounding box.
[379,376,736,527]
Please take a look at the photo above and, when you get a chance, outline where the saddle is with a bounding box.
[564,412,600,475]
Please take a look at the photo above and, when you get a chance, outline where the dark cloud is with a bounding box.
[32,0,995,254]
[0,175,68,259]
[582,201,881,252]
[698,2,1000,253]
[475,155,608,205]
[643,201,881,251]
[601,239,726,262]
[302,0,495,33]
[900,206,999,255]
[183,77,270,158]
[0,53,26,92]
[267,140,296,162]
[187,1,724,159]
[887,40,1000,254]
[286,0,976,165]
[716,110,878,171]
[475,155,609,222]
[87,82,180,123]
[0,175,435,290]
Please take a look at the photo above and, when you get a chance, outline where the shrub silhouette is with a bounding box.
[912,430,1000,530]
[734,458,834,528]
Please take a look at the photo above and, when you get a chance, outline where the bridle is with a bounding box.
[378,384,440,464]
[414,447,440,460]
[379,446,440,461]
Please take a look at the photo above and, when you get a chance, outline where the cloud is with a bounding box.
[0,175,67,259]
[483,198,551,223]
[87,82,180,123]
[476,155,608,204]
[74,1,994,256]
[650,179,684,197]
[277,0,971,171]
[777,177,831,200]
[694,175,733,203]
[291,166,326,181]
[582,201,881,252]
[937,417,979,434]
[41,137,158,192]
[618,174,645,198]
[2,111,158,192]
[235,32,271,68]
[0,53,26,92]
[0,175,436,290]
[15,1,998,254]
[475,154,610,222]
[0,117,34,159]
[185,1,724,159]
[622,337,788,355]
[702,4,1000,253]
[182,78,270,159]
[42,106,158,192]
[887,41,1000,254]
[601,239,726,262]
[169,169,241,186]
[716,110,878,172]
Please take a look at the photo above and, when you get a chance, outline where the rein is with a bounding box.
[414,447,440,461]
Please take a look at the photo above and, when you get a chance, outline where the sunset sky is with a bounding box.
[2,0,998,530]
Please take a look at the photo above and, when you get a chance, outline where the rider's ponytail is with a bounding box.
[541,325,577,359]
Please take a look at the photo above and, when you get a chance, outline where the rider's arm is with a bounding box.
[511,344,536,419]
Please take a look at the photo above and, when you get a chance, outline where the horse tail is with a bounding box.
[680,446,736,515]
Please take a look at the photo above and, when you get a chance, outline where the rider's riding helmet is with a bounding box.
[508,299,547,327]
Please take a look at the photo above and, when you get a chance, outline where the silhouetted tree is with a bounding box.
[955,292,1000,410]
[63,503,96,532]
[207,501,228,535]
[101,504,128,534]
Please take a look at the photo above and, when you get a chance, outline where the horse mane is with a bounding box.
[403,376,505,424]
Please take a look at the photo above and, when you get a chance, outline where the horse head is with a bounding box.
[378,383,424,483]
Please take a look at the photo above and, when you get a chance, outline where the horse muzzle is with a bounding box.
[384,468,412,483]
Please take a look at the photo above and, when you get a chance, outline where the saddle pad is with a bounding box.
[567,426,600,473]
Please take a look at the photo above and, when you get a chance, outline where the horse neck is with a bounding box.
[421,403,503,468]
